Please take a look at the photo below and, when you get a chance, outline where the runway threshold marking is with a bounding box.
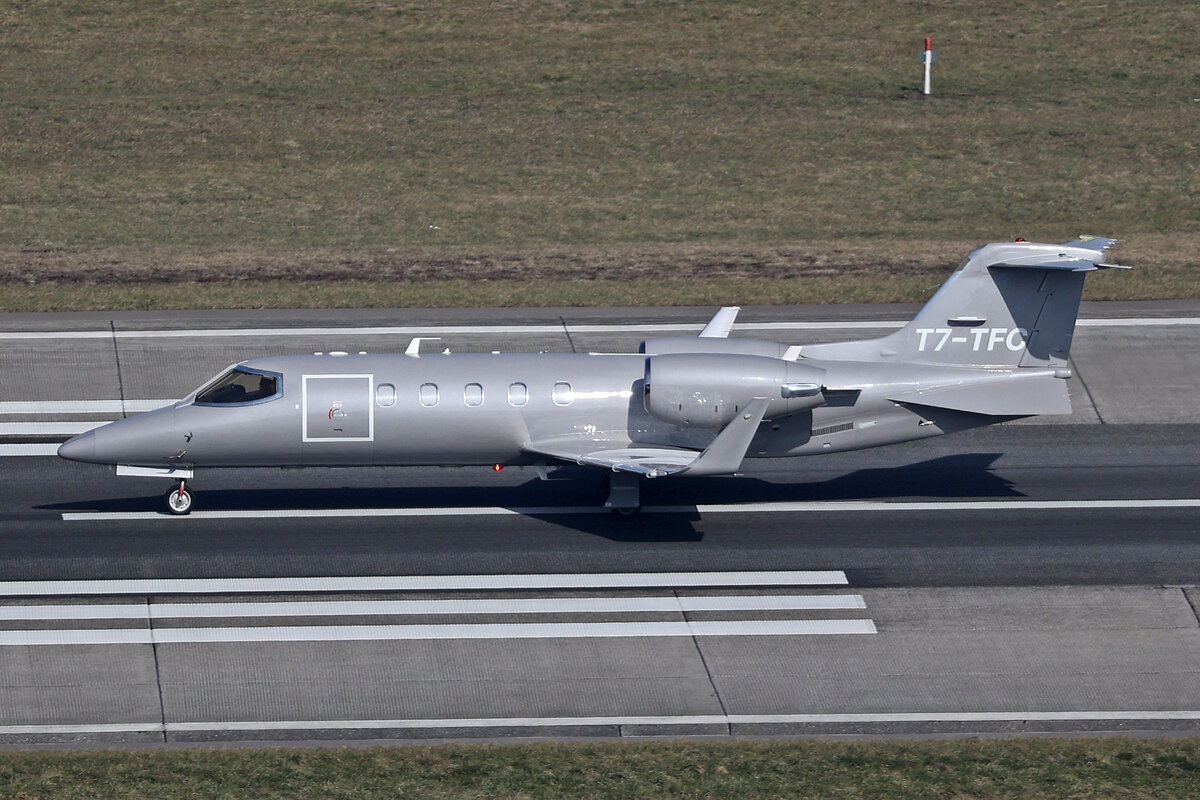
[0,594,866,621]
[4,710,1200,738]
[0,571,848,597]
[58,497,1200,522]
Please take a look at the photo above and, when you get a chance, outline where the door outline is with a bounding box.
[301,373,374,442]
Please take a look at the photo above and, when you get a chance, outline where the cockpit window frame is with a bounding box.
[192,365,284,407]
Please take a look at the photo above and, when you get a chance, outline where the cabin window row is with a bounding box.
[376,382,573,408]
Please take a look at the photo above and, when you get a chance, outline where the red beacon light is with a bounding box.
[1015,237,1027,242]
[493,464,504,472]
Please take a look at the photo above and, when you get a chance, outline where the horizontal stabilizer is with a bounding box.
[1061,235,1118,251]
[888,371,1071,416]
[991,260,1101,273]
[991,260,1130,273]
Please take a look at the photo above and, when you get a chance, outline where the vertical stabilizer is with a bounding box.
[801,238,1127,367]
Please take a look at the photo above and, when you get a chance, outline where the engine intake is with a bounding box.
[644,353,827,428]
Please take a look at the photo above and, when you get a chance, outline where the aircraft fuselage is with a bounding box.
[65,350,978,471]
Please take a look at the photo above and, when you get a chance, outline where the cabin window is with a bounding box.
[419,383,439,407]
[508,382,528,407]
[375,383,396,407]
[552,381,573,406]
[194,367,282,406]
[464,383,484,407]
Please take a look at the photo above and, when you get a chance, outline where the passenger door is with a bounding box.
[302,374,374,442]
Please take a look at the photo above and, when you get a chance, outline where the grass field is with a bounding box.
[2,738,1200,799]
[1,0,1197,309]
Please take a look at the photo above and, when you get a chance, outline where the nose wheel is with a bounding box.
[165,481,194,515]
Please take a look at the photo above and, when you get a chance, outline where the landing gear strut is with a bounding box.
[165,480,194,515]
[605,472,641,516]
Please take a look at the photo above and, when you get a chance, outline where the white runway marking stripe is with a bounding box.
[0,571,848,597]
[62,506,608,520]
[0,422,102,435]
[0,322,898,340]
[3,316,1196,341]
[0,594,866,621]
[59,497,1200,522]
[3,710,1199,738]
[0,444,59,456]
[0,619,877,646]
[691,499,1200,512]
[0,400,173,415]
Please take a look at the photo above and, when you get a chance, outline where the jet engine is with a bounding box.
[643,353,827,428]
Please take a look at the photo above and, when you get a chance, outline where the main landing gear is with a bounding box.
[165,480,194,515]
[605,472,641,516]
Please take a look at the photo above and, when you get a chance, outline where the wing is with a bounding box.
[525,398,770,478]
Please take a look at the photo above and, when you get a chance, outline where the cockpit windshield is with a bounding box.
[194,367,281,405]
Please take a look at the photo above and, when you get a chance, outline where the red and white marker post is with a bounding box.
[921,36,936,96]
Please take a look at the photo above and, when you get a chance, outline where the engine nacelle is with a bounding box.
[644,353,827,428]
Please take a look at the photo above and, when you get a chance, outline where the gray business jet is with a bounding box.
[59,237,1127,515]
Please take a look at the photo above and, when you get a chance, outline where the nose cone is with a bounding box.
[58,429,97,463]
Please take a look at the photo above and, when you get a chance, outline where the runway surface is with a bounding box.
[0,303,1197,745]
[4,424,1200,587]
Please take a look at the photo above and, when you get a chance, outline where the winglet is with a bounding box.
[698,307,740,338]
[683,397,769,476]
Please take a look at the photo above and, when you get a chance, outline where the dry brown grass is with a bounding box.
[0,234,1189,311]
[0,1,1196,309]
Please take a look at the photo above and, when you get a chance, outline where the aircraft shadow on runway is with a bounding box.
[651,452,1016,505]
[42,453,1015,542]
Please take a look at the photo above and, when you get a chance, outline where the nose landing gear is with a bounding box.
[165,480,194,515]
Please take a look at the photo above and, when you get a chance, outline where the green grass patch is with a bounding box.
[1,738,1199,799]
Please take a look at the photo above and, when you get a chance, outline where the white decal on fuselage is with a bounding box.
[914,327,1028,352]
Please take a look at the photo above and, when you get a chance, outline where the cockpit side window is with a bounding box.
[194,367,282,406]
